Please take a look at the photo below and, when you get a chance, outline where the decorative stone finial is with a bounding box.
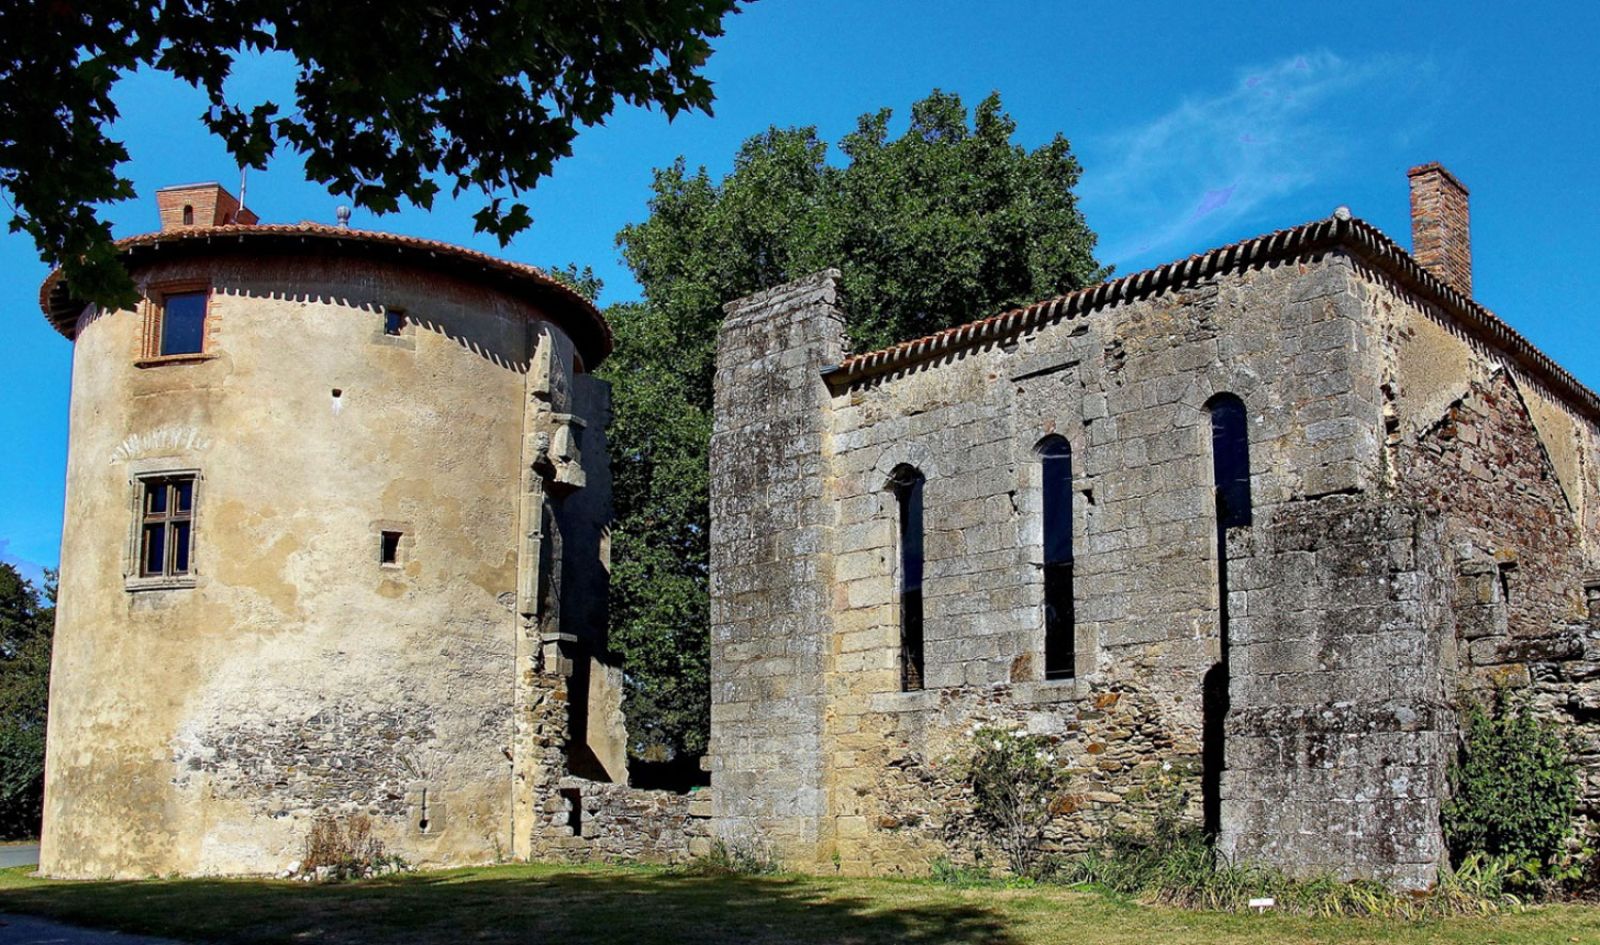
[1332,206,1352,221]
[335,205,352,227]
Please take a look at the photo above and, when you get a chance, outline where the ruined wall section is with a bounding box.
[1362,263,1600,847]
[708,271,846,866]
[532,778,711,864]
[1219,497,1454,889]
[803,252,1402,875]
[1369,269,1595,632]
[559,373,628,783]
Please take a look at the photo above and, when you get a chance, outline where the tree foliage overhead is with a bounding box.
[603,90,1105,762]
[0,564,55,840]
[0,0,741,310]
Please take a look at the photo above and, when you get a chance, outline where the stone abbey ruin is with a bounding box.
[36,165,1600,887]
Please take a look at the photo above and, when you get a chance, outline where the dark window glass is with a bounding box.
[160,292,208,356]
[171,522,191,573]
[141,524,166,575]
[1038,436,1075,679]
[892,467,925,692]
[138,475,195,578]
[1208,394,1252,529]
[380,530,402,565]
[384,308,405,336]
[181,205,194,225]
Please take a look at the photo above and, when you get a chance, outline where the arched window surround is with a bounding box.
[1202,390,1251,840]
[887,464,926,692]
[1034,435,1075,680]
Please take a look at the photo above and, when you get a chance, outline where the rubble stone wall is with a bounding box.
[1368,268,1600,822]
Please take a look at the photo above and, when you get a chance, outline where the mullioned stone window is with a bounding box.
[125,468,202,592]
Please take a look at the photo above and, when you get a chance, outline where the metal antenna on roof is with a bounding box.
[335,205,352,228]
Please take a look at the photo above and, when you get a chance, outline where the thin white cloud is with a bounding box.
[1081,51,1428,268]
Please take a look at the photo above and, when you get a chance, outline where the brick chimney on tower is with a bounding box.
[155,182,258,232]
[1407,163,1471,297]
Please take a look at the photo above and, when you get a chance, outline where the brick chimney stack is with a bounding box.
[155,182,258,232]
[1407,163,1471,296]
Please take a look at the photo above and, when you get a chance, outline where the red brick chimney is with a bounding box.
[155,182,259,232]
[1407,163,1471,296]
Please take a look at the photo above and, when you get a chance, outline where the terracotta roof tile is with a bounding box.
[38,222,611,367]
[824,215,1600,424]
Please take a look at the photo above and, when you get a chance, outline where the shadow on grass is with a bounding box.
[0,864,1022,945]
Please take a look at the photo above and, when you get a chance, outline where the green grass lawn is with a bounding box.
[3,861,1599,945]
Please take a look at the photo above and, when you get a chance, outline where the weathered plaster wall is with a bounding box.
[41,253,612,878]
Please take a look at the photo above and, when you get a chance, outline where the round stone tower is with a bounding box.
[37,184,624,878]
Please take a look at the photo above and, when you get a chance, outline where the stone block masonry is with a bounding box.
[1220,497,1454,889]
[709,190,1600,887]
[708,270,847,866]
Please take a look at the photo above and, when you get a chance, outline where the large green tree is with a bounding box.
[603,90,1106,762]
[0,564,55,839]
[0,0,741,309]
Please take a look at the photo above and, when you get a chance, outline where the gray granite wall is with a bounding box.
[1218,497,1454,888]
[707,271,847,865]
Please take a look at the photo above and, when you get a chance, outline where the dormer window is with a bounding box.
[159,291,208,356]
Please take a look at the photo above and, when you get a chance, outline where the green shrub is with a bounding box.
[1443,692,1577,872]
[962,726,1065,879]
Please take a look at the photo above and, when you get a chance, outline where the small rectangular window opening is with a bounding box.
[383,307,406,336]
[159,291,208,356]
[1497,560,1518,605]
[139,475,196,577]
[380,530,402,566]
[559,787,584,836]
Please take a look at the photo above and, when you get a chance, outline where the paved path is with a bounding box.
[0,847,38,869]
[0,914,179,945]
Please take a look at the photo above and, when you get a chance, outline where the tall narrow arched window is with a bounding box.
[1202,392,1250,839]
[1037,437,1075,679]
[890,465,926,691]
[1207,393,1251,528]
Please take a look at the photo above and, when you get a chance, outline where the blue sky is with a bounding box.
[3,1,1597,582]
